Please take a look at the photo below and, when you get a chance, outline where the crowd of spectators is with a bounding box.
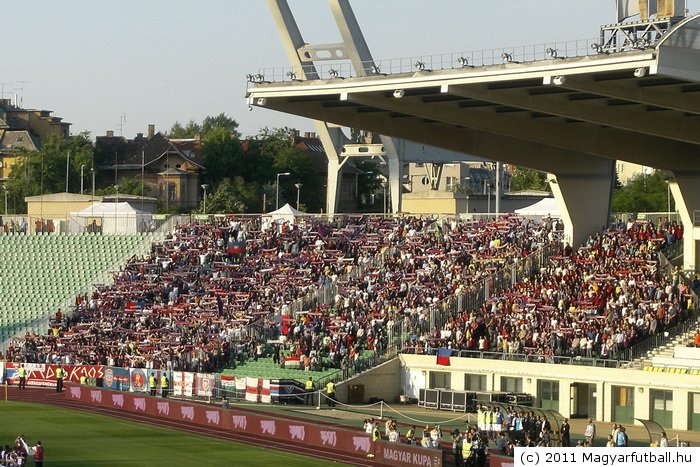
[2,213,689,379]
[3,214,557,372]
[403,218,690,362]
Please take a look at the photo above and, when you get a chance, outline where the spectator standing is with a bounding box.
[584,419,596,447]
[560,418,571,447]
[616,426,628,447]
[659,431,669,447]
[18,364,27,389]
[33,441,43,467]
[149,373,157,397]
[325,381,336,407]
[305,377,314,406]
[160,373,169,398]
[55,366,64,392]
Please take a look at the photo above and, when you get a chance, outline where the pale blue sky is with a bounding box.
[2,1,697,139]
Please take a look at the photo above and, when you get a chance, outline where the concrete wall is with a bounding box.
[400,354,700,430]
[336,358,401,404]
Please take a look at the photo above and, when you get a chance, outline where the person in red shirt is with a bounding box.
[33,441,43,467]
[693,331,700,347]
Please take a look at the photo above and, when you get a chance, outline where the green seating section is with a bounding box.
[0,233,159,344]
[221,357,341,384]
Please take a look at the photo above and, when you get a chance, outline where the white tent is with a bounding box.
[70,202,152,233]
[262,203,309,230]
[514,197,561,217]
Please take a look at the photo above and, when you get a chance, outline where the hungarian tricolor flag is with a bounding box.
[436,348,452,366]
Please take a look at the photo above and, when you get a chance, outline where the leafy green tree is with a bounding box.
[201,127,247,186]
[355,160,382,208]
[510,167,549,192]
[97,176,150,197]
[202,113,240,138]
[203,177,258,213]
[6,133,93,213]
[612,170,669,213]
[256,127,322,212]
[168,113,239,140]
[167,120,202,139]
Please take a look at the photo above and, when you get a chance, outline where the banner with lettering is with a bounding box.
[195,373,216,397]
[4,363,103,387]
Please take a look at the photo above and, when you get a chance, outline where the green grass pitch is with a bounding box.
[0,401,348,466]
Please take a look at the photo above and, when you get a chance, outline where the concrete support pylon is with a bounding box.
[380,136,403,214]
[548,159,616,247]
[668,174,700,271]
[268,0,406,216]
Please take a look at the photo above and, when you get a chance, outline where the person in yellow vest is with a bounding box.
[367,421,381,458]
[55,365,64,392]
[80,371,87,385]
[160,373,169,398]
[17,364,27,389]
[304,376,314,406]
[149,373,157,397]
[325,381,336,408]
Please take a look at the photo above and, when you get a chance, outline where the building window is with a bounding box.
[168,183,177,202]
[651,389,673,427]
[465,374,486,391]
[500,376,522,393]
[612,386,634,424]
[690,393,700,430]
[429,371,451,389]
[445,176,456,192]
[537,380,559,411]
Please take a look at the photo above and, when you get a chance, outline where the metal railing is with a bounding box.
[404,346,629,369]
[249,37,608,85]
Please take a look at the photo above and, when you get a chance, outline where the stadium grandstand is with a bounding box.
[4,1,700,464]
[2,212,698,433]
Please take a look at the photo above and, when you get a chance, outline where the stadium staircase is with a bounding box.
[0,232,161,347]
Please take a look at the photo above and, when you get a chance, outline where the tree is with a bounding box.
[355,160,382,209]
[167,120,202,139]
[202,113,240,138]
[6,133,94,213]
[201,127,247,186]
[255,127,323,212]
[612,170,668,213]
[509,167,549,192]
[203,177,258,214]
[168,113,239,140]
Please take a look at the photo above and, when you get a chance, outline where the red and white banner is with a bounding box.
[4,363,103,387]
[261,379,271,403]
[195,373,216,397]
[220,374,236,390]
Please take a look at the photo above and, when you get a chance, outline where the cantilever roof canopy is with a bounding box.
[246,14,700,173]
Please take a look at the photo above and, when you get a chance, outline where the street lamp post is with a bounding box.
[114,185,119,234]
[65,150,71,193]
[276,172,290,209]
[80,164,86,195]
[381,180,388,216]
[294,183,303,210]
[201,184,209,215]
[2,185,7,216]
[91,168,95,198]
